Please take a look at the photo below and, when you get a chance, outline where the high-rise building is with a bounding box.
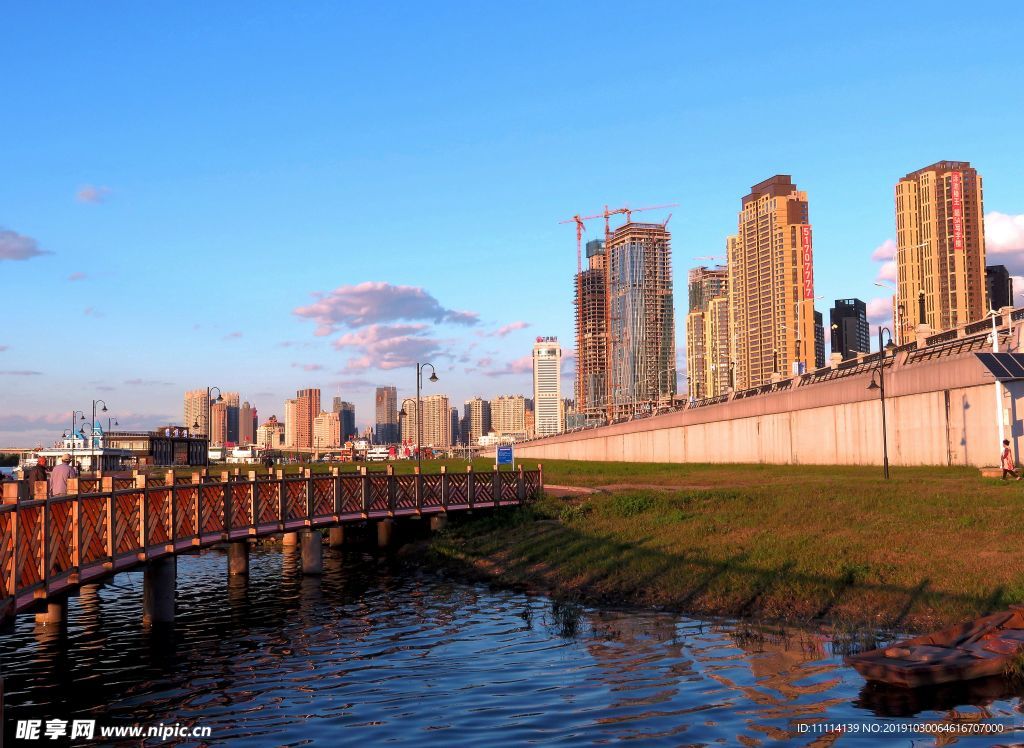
[829,298,870,360]
[335,401,356,442]
[257,415,284,449]
[464,397,491,446]
[421,394,450,448]
[606,222,676,416]
[532,337,563,436]
[283,398,298,449]
[313,410,341,449]
[686,265,728,399]
[895,161,987,343]
[986,265,1013,311]
[210,401,228,447]
[490,395,526,436]
[222,392,240,444]
[375,386,399,444]
[239,401,254,445]
[575,239,608,418]
[293,388,320,450]
[450,407,460,445]
[400,399,417,446]
[813,310,825,370]
[183,389,209,438]
[729,176,817,389]
[705,295,732,396]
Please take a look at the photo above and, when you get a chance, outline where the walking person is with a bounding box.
[49,453,78,496]
[1001,439,1021,481]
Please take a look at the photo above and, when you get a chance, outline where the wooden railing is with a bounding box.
[0,465,543,620]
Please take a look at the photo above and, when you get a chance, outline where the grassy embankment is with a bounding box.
[428,459,1024,631]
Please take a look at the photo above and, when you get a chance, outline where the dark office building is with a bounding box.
[986,265,1013,310]
[830,298,870,360]
[450,407,460,445]
[813,310,825,370]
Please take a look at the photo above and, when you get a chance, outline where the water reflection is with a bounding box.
[1,546,1021,745]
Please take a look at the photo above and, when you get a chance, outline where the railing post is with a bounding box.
[386,464,396,513]
[414,466,423,513]
[304,468,313,527]
[276,469,286,530]
[42,488,51,592]
[248,470,258,533]
[493,468,500,507]
[191,471,201,539]
[165,470,175,488]
[136,474,148,556]
[440,465,448,510]
[538,463,544,497]
[360,466,369,514]
[220,471,231,541]
[331,467,341,520]
[103,477,114,565]
[517,465,525,503]
[466,465,475,509]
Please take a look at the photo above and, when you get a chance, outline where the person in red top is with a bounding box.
[1001,439,1021,481]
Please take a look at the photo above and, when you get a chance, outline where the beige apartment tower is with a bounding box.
[895,161,987,343]
[685,265,728,400]
[729,176,816,390]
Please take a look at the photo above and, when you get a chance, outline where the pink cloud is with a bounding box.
[483,355,533,377]
[83,307,103,318]
[223,331,243,340]
[75,185,112,204]
[866,297,893,324]
[871,239,897,261]
[68,271,87,282]
[0,345,8,352]
[294,281,478,336]
[875,261,897,283]
[334,323,446,371]
[478,320,531,338]
[0,228,50,261]
[292,363,324,371]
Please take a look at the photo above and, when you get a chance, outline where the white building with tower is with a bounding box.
[532,336,564,437]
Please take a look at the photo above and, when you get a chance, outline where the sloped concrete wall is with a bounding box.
[515,353,1014,468]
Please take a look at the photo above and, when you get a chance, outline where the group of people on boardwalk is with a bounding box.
[17,454,79,496]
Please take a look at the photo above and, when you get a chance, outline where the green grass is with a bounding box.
[429,459,1024,631]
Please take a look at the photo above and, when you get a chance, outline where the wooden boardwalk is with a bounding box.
[0,465,542,621]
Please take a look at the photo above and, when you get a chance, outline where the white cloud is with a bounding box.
[866,297,893,324]
[871,239,896,262]
[875,261,897,283]
[986,212,1024,255]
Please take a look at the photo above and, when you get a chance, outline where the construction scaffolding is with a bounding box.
[575,239,608,418]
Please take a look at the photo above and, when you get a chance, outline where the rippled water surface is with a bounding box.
[3,545,1023,745]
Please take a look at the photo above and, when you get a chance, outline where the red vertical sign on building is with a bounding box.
[950,171,964,250]
[800,225,814,300]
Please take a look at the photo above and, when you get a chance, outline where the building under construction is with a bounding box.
[575,239,608,419]
[606,221,677,418]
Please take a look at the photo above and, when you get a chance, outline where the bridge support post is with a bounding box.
[300,530,322,575]
[143,556,176,625]
[35,600,66,626]
[328,526,345,547]
[377,519,394,548]
[282,532,299,547]
[430,514,447,532]
[228,540,249,576]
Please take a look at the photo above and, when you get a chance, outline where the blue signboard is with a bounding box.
[496,445,513,465]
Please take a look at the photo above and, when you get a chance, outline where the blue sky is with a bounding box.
[2,2,1024,446]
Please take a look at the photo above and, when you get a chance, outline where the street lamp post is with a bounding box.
[867,327,896,479]
[399,397,417,462]
[199,387,223,466]
[414,363,438,473]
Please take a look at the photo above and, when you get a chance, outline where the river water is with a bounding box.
[2,546,1022,746]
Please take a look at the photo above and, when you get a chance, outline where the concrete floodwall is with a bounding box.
[514,349,1020,468]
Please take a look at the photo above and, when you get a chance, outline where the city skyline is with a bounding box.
[3,4,1024,446]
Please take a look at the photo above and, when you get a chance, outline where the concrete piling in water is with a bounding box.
[300,530,323,575]
[143,556,176,625]
[282,532,299,547]
[35,599,66,626]
[377,519,394,548]
[228,540,249,576]
[328,526,345,547]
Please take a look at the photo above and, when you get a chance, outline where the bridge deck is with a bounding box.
[0,467,542,619]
